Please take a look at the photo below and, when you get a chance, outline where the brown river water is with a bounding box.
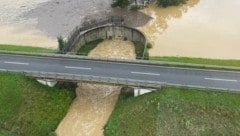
[139,0,240,59]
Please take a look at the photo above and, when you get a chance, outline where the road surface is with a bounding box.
[0,53,240,91]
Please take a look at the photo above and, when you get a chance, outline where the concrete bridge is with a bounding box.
[0,52,240,91]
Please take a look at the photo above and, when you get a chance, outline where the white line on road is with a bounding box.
[204,78,238,82]
[4,61,29,65]
[3,54,240,74]
[131,71,160,76]
[65,66,92,70]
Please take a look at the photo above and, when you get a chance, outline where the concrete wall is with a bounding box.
[68,25,147,56]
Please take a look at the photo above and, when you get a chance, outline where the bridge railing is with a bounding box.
[63,16,124,53]
[0,69,163,88]
[1,69,238,92]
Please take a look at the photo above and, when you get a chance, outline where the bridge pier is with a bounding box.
[37,79,58,87]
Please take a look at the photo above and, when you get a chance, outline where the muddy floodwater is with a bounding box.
[140,0,240,59]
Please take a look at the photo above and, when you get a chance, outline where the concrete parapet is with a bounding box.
[67,25,147,58]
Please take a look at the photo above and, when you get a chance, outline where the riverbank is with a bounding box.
[0,72,74,136]
[105,86,240,135]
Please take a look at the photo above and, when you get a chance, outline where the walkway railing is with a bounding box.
[63,16,124,52]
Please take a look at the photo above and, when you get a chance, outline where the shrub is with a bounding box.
[57,36,65,53]
[111,0,130,8]
[146,43,152,49]
[157,0,186,7]
[130,4,141,11]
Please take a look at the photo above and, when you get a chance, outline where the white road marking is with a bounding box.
[65,66,91,70]
[4,61,29,65]
[1,54,240,75]
[131,71,160,76]
[204,78,238,82]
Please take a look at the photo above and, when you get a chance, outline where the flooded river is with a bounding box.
[140,0,240,59]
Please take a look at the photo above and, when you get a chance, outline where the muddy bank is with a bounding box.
[0,0,57,48]
[56,39,136,136]
[0,0,150,48]
[0,25,56,48]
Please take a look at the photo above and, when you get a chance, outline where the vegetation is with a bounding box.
[111,0,130,8]
[105,86,240,136]
[77,39,103,55]
[57,36,66,53]
[130,4,141,11]
[0,129,17,136]
[150,56,240,67]
[133,41,149,60]
[157,0,187,7]
[0,44,56,53]
[146,43,152,49]
[0,72,75,136]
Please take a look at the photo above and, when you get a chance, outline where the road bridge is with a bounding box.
[0,53,240,91]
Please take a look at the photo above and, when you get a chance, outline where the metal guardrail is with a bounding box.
[1,50,240,72]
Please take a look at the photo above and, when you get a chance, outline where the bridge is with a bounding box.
[0,52,240,91]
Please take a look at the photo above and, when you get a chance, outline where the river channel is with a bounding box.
[139,0,240,59]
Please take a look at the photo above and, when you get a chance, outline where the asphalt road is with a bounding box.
[0,54,240,91]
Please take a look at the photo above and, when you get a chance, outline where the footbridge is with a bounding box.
[0,52,240,91]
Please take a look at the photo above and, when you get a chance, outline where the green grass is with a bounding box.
[0,44,56,53]
[0,72,75,136]
[133,41,149,60]
[150,56,240,67]
[104,86,240,136]
[77,39,104,55]
[0,129,17,136]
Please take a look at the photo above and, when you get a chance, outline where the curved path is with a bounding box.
[0,53,240,91]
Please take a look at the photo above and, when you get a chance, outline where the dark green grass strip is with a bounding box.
[0,44,56,53]
[150,56,240,67]
[77,39,104,55]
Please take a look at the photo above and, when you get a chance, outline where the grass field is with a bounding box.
[0,72,75,136]
[0,44,56,53]
[104,87,240,136]
[133,41,148,60]
[0,129,17,136]
[150,56,240,67]
[77,39,104,55]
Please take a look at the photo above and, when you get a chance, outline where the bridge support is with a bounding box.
[37,79,58,87]
[133,87,156,97]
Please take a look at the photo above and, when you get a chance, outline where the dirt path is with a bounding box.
[56,39,136,136]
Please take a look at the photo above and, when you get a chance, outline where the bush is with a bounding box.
[57,36,65,53]
[111,0,130,8]
[146,43,152,49]
[157,0,186,7]
[130,4,141,11]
